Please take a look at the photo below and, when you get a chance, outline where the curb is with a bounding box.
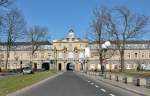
[79,73,150,96]
[7,72,64,96]
[97,78,149,96]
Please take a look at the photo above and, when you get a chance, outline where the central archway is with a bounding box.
[66,63,75,71]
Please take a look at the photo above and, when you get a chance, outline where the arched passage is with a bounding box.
[66,63,75,71]
[42,63,49,70]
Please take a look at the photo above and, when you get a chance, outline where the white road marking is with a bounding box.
[109,93,116,96]
[100,88,106,92]
[90,82,94,85]
[95,85,99,88]
[88,81,91,83]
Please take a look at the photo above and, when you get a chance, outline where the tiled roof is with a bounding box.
[90,40,150,44]
[0,41,51,46]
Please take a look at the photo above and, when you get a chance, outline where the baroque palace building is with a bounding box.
[0,29,150,71]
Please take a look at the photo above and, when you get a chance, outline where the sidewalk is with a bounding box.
[78,72,150,96]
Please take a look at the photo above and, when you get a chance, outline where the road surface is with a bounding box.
[14,71,141,96]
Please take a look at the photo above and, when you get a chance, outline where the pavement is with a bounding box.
[8,71,145,96]
[78,72,150,96]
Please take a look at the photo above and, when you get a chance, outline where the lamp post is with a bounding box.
[63,47,67,70]
[85,47,91,73]
[101,41,111,74]
[53,47,57,70]
[74,47,78,70]
[20,61,23,72]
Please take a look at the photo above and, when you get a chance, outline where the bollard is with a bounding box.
[146,78,150,89]
[115,75,119,82]
[133,77,140,86]
[109,75,112,80]
[137,78,140,86]
[104,74,107,79]
[123,77,127,84]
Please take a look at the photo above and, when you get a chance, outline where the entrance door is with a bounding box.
[58,63,62,71]
[34,63,37,71]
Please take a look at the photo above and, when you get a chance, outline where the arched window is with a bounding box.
[68,52,74,59]
[58,52,63,58]
[79,52,84,58]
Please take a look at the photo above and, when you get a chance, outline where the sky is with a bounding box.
[15,0,150,40]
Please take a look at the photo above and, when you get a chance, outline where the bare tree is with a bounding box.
[90,7,114,74]
[107,6,149,72]
[3,8,26,70]
[27,25,48,65]
[0,0,12,7]
[0,0,13,26]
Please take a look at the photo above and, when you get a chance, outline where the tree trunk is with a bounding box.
[5,48,9,71]
[100,52,104,74]
[120,49,125,72]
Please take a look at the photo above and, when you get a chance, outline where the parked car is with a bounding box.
[141,64,150,71]
[23,67,34,74]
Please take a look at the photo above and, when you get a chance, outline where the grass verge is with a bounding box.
[0,70,57,96]
[110,70,150,77]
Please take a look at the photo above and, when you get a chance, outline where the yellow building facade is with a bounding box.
[0,29,150,71]
[52,29,88,71]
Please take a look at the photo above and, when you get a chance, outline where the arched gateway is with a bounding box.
[53,29,88,71]
[66,62,75,71]
[56,61,81,71]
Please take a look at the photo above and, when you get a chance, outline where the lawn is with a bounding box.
[110,70,150,77]
[0,70,57,96]
[124,71,150,77]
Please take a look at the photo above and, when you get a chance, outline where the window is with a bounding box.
[41,53,44,58]
[27,53,31,57]
[142,53,144,58]
[33,53,37,58]
[0,54,4,58]
[20,53,23,59]
[80,44,83,49]
[93,52,99,56]
[59,44,62,48]
[48,53,51,56]
[68,44,72,49]
[2,63,4,67]
[134,53,138,58]
[127,53,130,59]
[58,52,63,58]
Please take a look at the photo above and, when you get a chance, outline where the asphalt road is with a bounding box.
[14,71,141,96]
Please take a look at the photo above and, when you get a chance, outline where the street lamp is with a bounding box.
[53,47,57,70]
[63,47,67,70]
[85,47,91,73]
[101,41,111,74]
[20,61,23,72]
[74,47,78,60]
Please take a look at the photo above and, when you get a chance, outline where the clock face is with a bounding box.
[68,52,74,59]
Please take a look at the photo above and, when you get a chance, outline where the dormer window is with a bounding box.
[134,53,138,58]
